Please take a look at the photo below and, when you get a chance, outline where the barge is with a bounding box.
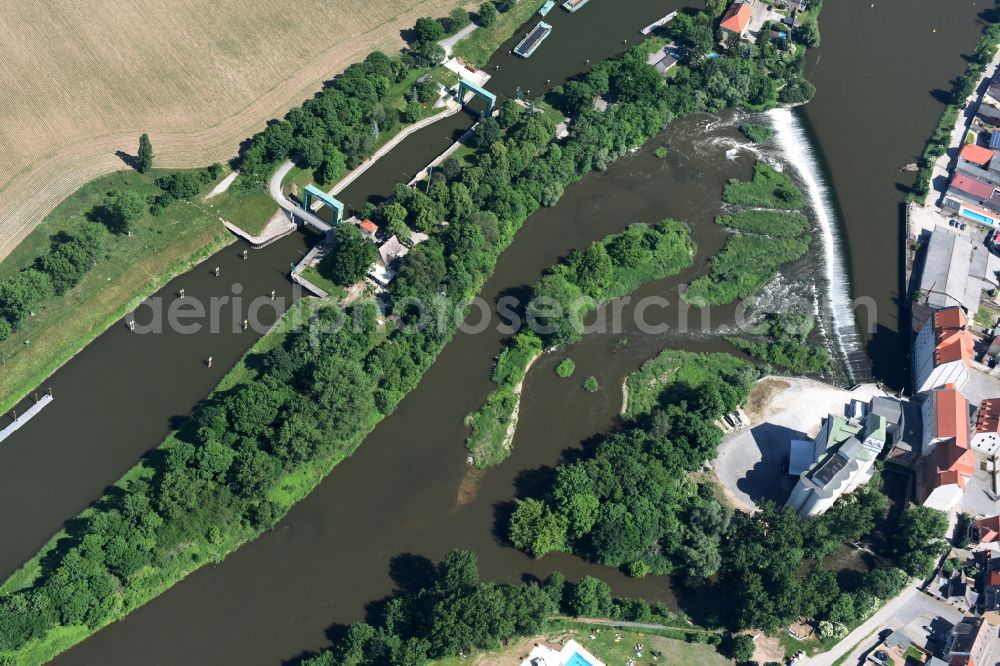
[513,21,553,58]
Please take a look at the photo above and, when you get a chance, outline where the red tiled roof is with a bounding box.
[961,143,996,167]
[936,387,970,449]
[978,399,1000,435]
[720,0,753,34]
[990,567,1000,585]
[934,308,974,368]
[359,219,378,234]
[979,516,1000,543]
[925,436,975,493]
[951,173,995,200]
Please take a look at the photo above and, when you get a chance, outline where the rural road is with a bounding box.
[440,23,478,57]
[268,161,331,232]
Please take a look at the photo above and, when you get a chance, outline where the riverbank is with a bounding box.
[0,298,322,666]
[0,168,234,415]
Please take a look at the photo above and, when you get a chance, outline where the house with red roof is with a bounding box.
[978,515,1000,543]
[961,143,996,169]
[973,398,1000,457]
[719,0,753,38]
[358,219,379,240]
[913,307,974,395]
[919,387,975,512]
[949,173,996,205]
[921,384,970,457]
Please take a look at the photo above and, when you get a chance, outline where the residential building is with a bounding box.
[979,102,1000,127]
[944,616,992,666]
[785,412,886,518]
[720,0,753,38]
[921,385,970,457]
[977,515,1000,544]
[947,173,996,207]
[961,143,997,169]
[983,554,1000,612]
[973,398,1000,457]
[919,387,974,511]
[367,235,409,287]
[358,219,379,240]
[913,307,973,396]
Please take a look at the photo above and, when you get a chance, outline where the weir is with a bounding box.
[768,106,872,383]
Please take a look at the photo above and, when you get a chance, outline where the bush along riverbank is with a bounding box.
[0,2,827,659]
[0,166,233,414]
[299,549,706,666]
[464,221,695,468]
[908,11,1000,201]
[726,311,832,375]
[507,348,948,640]
[684,160,811,306]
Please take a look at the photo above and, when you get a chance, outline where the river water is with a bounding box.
[0,0,986,664]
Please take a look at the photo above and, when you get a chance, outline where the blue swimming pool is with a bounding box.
[565,653,596,666]
[962,208,995,225]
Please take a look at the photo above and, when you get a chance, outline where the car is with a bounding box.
[949,219,956,226]
[961,223,968,230]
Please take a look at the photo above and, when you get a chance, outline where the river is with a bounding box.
[0,0,986,663]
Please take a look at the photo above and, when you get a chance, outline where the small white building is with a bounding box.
[786,412,886,518]
[973,398,1000,457]
[913,307,973,396]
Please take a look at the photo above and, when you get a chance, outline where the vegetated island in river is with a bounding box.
[0,2,827,663]
[464,219,695,468]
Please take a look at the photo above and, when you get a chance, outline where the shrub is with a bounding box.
[555,358,576,377]
[582,376,600,392]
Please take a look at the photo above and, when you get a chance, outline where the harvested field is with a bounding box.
[0,0,461,260]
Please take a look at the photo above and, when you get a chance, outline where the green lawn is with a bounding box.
[453,1,542,67]
[0,168,232,414]
[428,620,731,666]
[212,188,280,237]
[297,265,347,299]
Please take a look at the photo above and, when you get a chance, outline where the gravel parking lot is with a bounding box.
[713,377,891,512]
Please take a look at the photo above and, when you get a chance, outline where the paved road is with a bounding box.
[439,23,478,57]
[268,161,331,232]
[803,587,963,666]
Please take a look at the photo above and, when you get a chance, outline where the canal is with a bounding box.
[0,0,987,663]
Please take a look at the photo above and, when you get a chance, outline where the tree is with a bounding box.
[470,117,502,149]
[403,99,423,124]
[413,16,445,45]
[508,498,567,558]
[724,634,755,662]
[137,133,154,173]
[705,0,727,18]
[477,1,497,27]
[566,576,613,617]
[449,8,471,33]
[100,190,146,235]
[316,146,347,186]
[384,202,411,241]
[318,224,377,287]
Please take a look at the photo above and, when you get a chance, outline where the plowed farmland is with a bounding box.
[0,0,458,260]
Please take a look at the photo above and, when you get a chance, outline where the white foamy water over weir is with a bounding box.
[766,107,870,383]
